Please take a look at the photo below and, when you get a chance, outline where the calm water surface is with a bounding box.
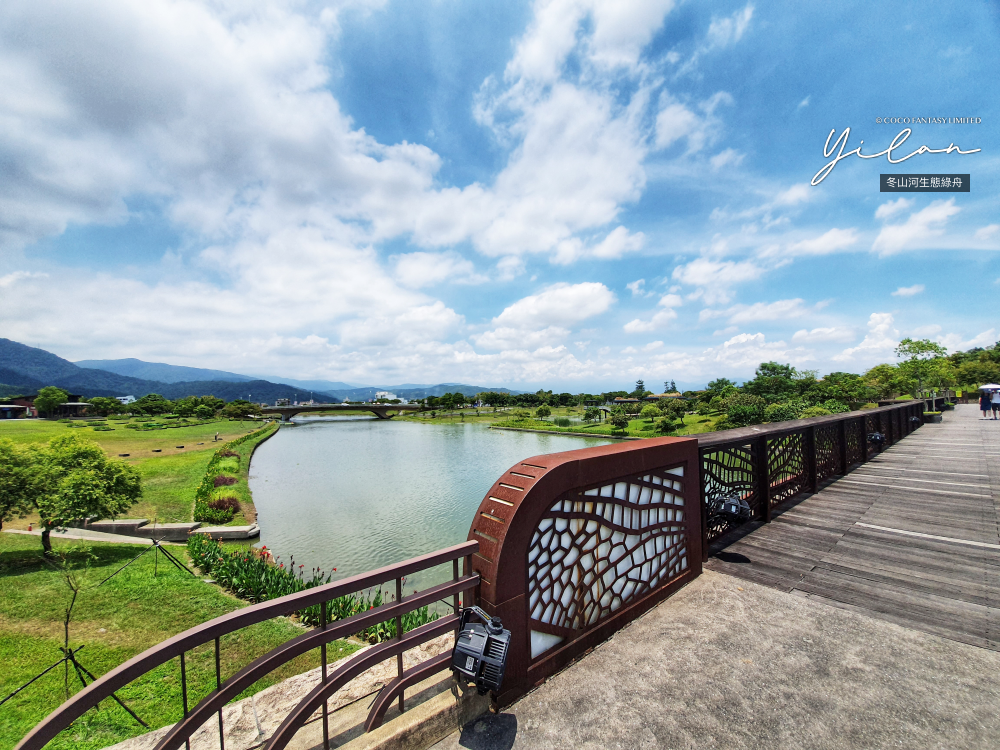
[249,417,611,591]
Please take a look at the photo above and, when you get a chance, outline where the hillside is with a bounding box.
[0,339,522,404]
[0,340,335,403]
[75,358,255,384]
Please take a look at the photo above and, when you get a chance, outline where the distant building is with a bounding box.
[644,392,685,401]
[116,395,136,405]
[10,394,86,418]
[375,391,407,404]
[275,398,290,406]
[0,404,30,419]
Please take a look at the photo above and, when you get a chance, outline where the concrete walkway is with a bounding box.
[433,406,1000,749]
[2,527,177,545]
[433,570,1000,750]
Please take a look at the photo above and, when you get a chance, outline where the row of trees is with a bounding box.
[26,387,263,420]
[0,435,142,554]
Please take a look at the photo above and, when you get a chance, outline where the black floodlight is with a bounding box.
[867,431,886,450]
[910,416,922,424]
[451,606,510,695]
[707,493,752,526]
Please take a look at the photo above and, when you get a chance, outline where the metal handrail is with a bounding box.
[696,400,919,450]
[17,540,479,750]
[696,400,923,549]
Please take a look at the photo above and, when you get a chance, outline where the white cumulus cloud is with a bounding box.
[891,284,924,297]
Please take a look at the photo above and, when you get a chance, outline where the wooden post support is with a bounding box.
[838,419,848,475]
[756,435,771,522]
[806,425,818,494]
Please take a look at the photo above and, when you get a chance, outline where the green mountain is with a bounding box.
[75,358,256,384]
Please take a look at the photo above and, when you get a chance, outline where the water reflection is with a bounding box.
[249,416,611,593]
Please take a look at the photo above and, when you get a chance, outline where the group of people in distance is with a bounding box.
[979,389,1000,419]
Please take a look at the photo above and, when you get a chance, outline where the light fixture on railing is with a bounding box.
[451,606,510,695]
[867,432,886,450]
[707,493,752,526]
[910,416,922,425]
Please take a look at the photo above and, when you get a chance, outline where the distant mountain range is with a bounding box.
[75,358,258,384]
[0,339,522,403]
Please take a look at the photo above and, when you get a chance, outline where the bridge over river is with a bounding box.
[259,402,424,421]
[433,403,1000,749]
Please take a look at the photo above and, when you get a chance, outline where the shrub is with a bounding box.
[186,534,438,639]
[820,399,849,414]
[208,496,241,513]
[696,402,711,416]
[764,402,800,423]
[193,423,276,523]
[608,406,629,432]
[554,417,571,427]
[655,416,676,433]
[725,393,767,427]
[511,409,530,422]
[535,405,551,418]
[799,406,832,418]
[214,475,238,487]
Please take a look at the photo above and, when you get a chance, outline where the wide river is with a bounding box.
[249,416,611,592]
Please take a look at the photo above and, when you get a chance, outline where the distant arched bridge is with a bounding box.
[260,403,424,421]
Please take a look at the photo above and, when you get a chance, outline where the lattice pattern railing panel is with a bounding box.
[864,412,880,458]
[701,443,757,543]
[767,432,808,506]
[526,468,689,658]
[845,419,865,465]
[815,424,840,481]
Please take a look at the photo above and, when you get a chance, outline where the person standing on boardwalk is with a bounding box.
[981,391,992,419]
[992,390,1000,419]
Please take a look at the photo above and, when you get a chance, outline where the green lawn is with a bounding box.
[487,412,726,438]
[0,419,267,531]
[0,533,359,750]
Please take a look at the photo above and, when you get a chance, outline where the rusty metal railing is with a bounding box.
[17,541,479,750]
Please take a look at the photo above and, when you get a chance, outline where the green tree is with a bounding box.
[133,393,173,415]
[35,386,70,417]
[0,439,34,531]
[84,396,125,417]
[632,379,647,399]
[640,404,659,422]
[725,393,767,427]
[194,404,215,420]
[895,338,948,395]
[956,359,1000,387]
[583,407,601,422]
[535,405,551,419]
[608,406,630,433]
[863,364,917,400]
[764,402,800,422]
[741,362,802,403]
[655,415,675,433]
[222,400,261,420]
[30,435,143,555]
[808,371,875,407]
[664,399,688,425]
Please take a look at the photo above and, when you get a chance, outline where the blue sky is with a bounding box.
[1,0,997,391]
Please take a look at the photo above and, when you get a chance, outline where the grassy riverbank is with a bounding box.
[0,533,359,750]
[400,405,725,438]
[193,422,278,525]
[0,418,267,529]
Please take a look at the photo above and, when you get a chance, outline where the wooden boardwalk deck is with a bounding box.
[705,403,1000,651]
